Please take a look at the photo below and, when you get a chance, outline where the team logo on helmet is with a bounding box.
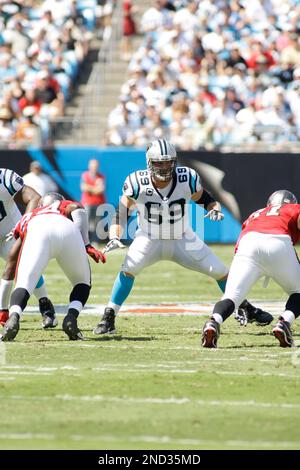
[267,190,297,206]
[146,139,177,182]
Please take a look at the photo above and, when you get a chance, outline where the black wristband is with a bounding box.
[195,189,216,210]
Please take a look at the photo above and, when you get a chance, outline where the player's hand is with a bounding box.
[204,209,224,221]
[4,230,14,242]
[103,238,126,254]
[234,309,248,326]
[85,244,106,264]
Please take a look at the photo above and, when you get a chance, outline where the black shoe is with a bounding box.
[0,313,20,342]
[202,319,220,348]
[273,319,294,347]
[39,297,58,329]
[93,307,116,335]
[237,300,274,326]
[62,312,84,341]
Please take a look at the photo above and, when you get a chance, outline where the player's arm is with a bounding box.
[65,202,106,264]
[14,185,41,213]
[191,188,224,221]
[297,213,300,231]
[103,195,136,254]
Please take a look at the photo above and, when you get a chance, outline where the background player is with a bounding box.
[0,192,106,342]
[0,168,56,327]
[202,190,300,348]
[93,139,272,335]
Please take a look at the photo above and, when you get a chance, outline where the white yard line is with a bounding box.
[0,431,297,448]
[4,394,300,410]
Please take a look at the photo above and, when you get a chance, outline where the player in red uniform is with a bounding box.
[202,189,300,348]
[0,192,105,342]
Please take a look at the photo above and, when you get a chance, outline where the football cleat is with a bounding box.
[0,312,20,342]
[272,319,294,347]
[236,300,273,326]
[62,312,84,341]
[0,309,9,326]
[93,307,116,335]
[39,297,58,329]
[202,319,220,348]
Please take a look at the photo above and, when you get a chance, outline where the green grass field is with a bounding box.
[0,245,300,450]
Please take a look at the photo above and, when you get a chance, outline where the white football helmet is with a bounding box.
[267,190,297,206]
[146,139,177,182]
[40,192,65,207]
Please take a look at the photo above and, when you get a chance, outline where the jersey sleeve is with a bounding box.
[2,169,24,197]
[188,168,202,194]
[122,172,139,200]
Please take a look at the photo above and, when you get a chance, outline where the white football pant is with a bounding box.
[223,232,300,307]
[15,214,91,293]
[122,227,228,279]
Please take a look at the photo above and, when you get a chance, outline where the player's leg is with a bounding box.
[0,230,51,342]
[55,223,91,340]
[0,238,16,325]
[173,230,273,326]
[93,233,161,335]
[202,253,263,347]
[0,237,56,328]
[268,238,300,347]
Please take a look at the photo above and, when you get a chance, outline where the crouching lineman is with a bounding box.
[202,190,300,348]
[0,168,56,328]
[0,192,106,341]
[93,139,272,335]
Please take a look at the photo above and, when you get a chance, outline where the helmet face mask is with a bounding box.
[40,192,65,207]
[267,190,297,206]
[146,139,177,182]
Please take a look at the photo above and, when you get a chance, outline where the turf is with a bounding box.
[0,245,299,450]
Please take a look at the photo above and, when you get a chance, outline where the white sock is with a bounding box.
[34,284,48,300]
[212,313,223,324]
[9,305,22,316]
[69,300,83,314]
[281,310,295,324]
[108,302,121,314]
[0,279,14,310]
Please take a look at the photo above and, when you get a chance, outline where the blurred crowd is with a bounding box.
[105,0,300,150]
[0,0,109,147]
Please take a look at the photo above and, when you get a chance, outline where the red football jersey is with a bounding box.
[14,200,80,240]
[236,203,300,251]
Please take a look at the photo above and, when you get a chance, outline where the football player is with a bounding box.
[0,192,106,342]
[93,139,272,335]
[0,168,56,328]
[202,189,300,348]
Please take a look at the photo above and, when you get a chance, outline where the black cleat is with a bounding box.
[237,300,273,326]
[273,319,294,347]
[39,297,58,329]
[93,307,116,335]
[62,312,84,341]
[202,319,220,348]
[0,313,20,342]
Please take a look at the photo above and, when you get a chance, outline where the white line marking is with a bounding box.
[0,431,297,448]
[70,434,300,448]
[22,301,284,317]
[4,394,300,410]
[0,433,55,440]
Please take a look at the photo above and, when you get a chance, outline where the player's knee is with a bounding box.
[10,288,30,310]
[70,283,91,306]
[285,293,300,317]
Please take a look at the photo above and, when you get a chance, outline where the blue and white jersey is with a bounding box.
[123,166,202,239]
[0,169,24,239]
